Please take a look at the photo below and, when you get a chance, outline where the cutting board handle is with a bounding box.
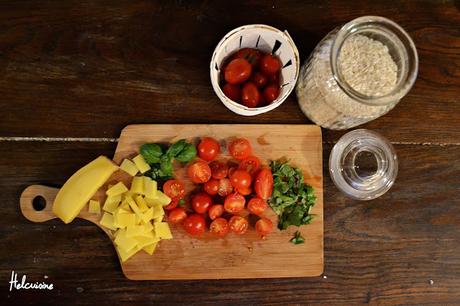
[20,185,58,223]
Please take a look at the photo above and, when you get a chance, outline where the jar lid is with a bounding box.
[329,129,398,200]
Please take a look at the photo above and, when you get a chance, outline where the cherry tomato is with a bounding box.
[233,48,262,67]
[192,192,212,214]
[204,179,219,195]
[255,218,273,236]
[247,197,268,215]
[209,161,228,179]
[187,160,211,184]
[183,214,206,236]
[237,186,252,196]
[229,216,249,235]
[228,138,252,160]
[241,82,260,108]
[198,137,220,161]
[210,218,229,237]
[259,54,281,76]
[254,168,274,200]
[239,156,261,176]
[208,204,224,220]
[228,166,237,178]
[230,169,252,190]
[163,180,185,201]
[251,72,268,88]
[218,178,233,197]
[168,207,187,224]
[263,84,280,104]
[224,192,246,214]
[222,83,241,102]
[224,58,252,84]
[164,198,179,210]
[269,72,280,85]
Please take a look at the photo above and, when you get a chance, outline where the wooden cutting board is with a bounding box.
[20,124,323,280]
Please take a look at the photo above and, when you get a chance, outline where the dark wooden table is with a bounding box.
[1,1,459,304]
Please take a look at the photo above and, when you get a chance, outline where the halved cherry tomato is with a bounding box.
[198,137,220,161]
[210,218,229,237]
[233,48,262,67]
[163,198,179,210]
[255,218,273,236]
[204,179,219,195]
[247,197,268,215]
[229,169,252,190]
[222,83,241,102]
[224,58,252,84]
[192,192,212,214]
[259,54,281,76]
[218,178,233,197]
[251,72,268,88]
[263,84,280,104]
[237,186,252,196]
[241,82,260,108]
[209,161,228,179]
[224,192,246,213]
[208,204,224,220]
[187,160,211,184]
[163,180,185,201]
[229,216,249,235]
[228,138,252,160]
[239,156,261,176]
[254,168,274,200]
[183,214,206,236]
[168,207,187,224]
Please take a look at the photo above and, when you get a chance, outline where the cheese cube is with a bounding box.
[143,177,157,200]
[154,222,172,239]
[103,195,121,213]
[134,195,149,212]
[100,212,116,231]
[126,225,145,238]
[147,190,171,206]
[126,196,148,222]
[135,235,159,249]
[120,159,138,176]
[152,205,165,219]
[106,182,128,197]
[142,221,153,233]
[143,243,158,255]
[133,154,151,174]
[130,176,144,195]
[117,245,140,262]
[142,207,154,222]
[88,200,101,214]
[114,211,136,228]
[114,229,137,252]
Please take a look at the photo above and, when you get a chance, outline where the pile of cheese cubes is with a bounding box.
[97,154,173,262]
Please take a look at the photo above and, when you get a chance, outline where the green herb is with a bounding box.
[268,160,316,230]
[140,139,197,186]
[140,143,163,164]
[290,231,305,245]
[178,199,186,207]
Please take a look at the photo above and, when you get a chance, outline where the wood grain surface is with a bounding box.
[0,0,459,143]
[0,0,459,304]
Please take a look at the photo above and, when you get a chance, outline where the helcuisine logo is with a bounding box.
[9,271,54,291]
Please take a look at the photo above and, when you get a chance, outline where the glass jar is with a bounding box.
[329,129,398,200]
[296,16,418,130]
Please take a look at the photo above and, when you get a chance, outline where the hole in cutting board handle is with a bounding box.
[32,195,46,211]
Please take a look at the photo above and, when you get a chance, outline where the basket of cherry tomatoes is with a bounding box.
[210,24,299,116]
[163,137,275,238]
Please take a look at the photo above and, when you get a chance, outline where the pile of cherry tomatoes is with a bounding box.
[162,137,274,238]
[220,48,282,108]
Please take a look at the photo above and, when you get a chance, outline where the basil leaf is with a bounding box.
[160,155,173,176]
[140,143,163,164]
[175,143,197,163]
[166,139,187,158]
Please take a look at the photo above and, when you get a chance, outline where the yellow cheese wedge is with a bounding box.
[152,204,165,219]
[102,195,121,213]
[118,245,140,262]
[126,225,144,238]
[143,177,157,200]
[132,154,151,174]
[130,176,144,194]
[143,243,157,255]
[106,182,128,197]
[88,200,101,214]
[100,212,116,231]
[147,190,171,206]
[134,195,149,212]
[120,159,138,176]
[114,211,136,228]
[135,235,159,249]
[53,156,118,224]
[114,229,137,252]
[154,222,172,239]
